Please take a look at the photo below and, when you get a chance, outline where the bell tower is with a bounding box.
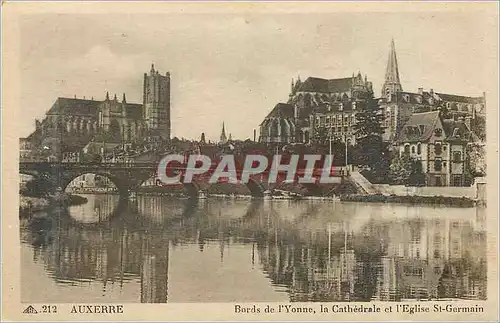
[143,64,171,140]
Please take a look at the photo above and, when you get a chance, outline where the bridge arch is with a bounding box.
[60,171,129,197]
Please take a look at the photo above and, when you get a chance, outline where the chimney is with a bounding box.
[430,88,434,96]
[253,129,256,142]
[418,88,423,95]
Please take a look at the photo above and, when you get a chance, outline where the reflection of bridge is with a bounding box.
[19,161,346,198]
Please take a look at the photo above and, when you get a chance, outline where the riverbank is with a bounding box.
[19,193,88,216]
[340,194,476,207]
[63,187,478,207]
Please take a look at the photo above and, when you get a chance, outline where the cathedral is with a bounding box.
[259,72,374,146]
[20,65,171,160]
[259,39,486,146]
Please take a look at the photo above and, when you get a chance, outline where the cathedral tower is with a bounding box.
[382,39,402,97]
[143,64,171,140]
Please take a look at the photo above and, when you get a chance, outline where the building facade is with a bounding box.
[20,65,171,160]
[395,111,479,186]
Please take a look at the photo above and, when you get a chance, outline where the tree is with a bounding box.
[354,93,388,171]
[389,154,412,185]
[471,115,486,142]
[22,175,57,197]
[312,126,330,148]
[464,143,486,185]
[389,153,425,186]
[407,159,426,186]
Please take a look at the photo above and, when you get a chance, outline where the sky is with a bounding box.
[18,8,498,142]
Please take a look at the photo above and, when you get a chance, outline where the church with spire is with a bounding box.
[258,38,486,147]
[219,122,228,144]
[379,39,485,142]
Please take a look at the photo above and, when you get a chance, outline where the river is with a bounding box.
[20,194,487,303]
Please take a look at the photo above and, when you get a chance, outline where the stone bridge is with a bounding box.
[19,161,345,198]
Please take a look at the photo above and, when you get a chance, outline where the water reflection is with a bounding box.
[20,194,487,303]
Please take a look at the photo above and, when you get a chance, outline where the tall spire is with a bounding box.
[219,122,227,144]
[382,38,402,97]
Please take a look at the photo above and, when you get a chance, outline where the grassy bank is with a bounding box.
[340,194,475,207]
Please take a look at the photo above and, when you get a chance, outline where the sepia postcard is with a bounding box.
[2,1,499,321]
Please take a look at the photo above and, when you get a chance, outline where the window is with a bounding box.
[434,158,442,171]
[411,146,416,154]
[435,143,442,155]
[417,143,421,154]
[404,266,423,277]
[404,145,410,154]
[453,151,462,163]
[434,128,442,137]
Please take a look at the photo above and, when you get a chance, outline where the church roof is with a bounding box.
[46,98,101,116]
[434,92,484,104]
[261,103,294,122]
[297,77,353,94]
[46,97,145,118]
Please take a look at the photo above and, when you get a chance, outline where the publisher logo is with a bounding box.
[23,305,38,314]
